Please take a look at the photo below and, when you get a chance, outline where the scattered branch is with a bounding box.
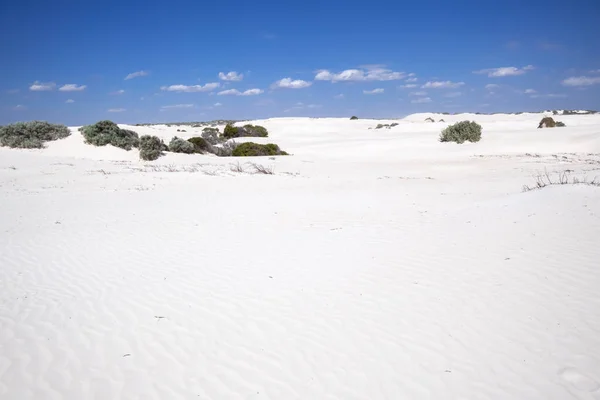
[522,169,600,192]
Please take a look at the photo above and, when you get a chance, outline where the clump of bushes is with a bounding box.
[222,123,269,139]
[188,137,211,153]
[80,120,140,150]
[201,127,221,145]
[139,135,165,161]
[375,123,399,129]
[0,121,71,149]
[350,116,359,120]
[231,142,288,157]
[538,117,556,128]
[168,136,195,154]
[439,120,482,143]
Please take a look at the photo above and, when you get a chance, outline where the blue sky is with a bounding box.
[1,0,599,125]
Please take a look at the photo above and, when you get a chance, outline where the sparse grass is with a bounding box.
[522,170,599,192]
[250,163,274,174]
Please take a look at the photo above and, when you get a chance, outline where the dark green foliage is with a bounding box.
[0,121,71,149]
[538,117,556,128]
[168,136,195,154]
[139,135,164,161]
[555,121,566,127]
[439,120,482,144]
[187,137,210,153]
[222,123,269,139]
[350,116,359,120]
[231,142,288,157]
[80,120,140,150]
[223,124,239,139]
[242,124,268,137]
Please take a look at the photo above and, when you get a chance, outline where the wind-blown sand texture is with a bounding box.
[1,113,600,399]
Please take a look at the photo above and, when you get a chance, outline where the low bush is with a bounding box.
[139,135,164,161]
[222,123,269,139]
[439,120,482,144]
[231,142,288,157]
[556,121,566,127]
[350,116,359,120]
[80,120,140,150]
[201,127,221,145]
[188,137,211,153]
[169,136,195,154]
[211,140,239,157]
[425,117,435,123]
[0,121,71,148]
[538,117,556,128]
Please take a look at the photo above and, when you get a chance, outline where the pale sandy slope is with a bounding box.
[1,113,599,399]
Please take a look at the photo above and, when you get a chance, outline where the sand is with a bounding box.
[1,113,599,399]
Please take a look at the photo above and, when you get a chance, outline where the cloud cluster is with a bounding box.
[315,66,406,82]
[473,65,534,77]
[161,83,220,92]
[160,104,194,110]
[217,88,264,96]
[29,81,56,91]
[59,84,87,92]
[218,71,244,81]
[363,88,384,94]
[272,78,312,89]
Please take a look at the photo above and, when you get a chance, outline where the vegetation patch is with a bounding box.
[350,116,359,120]
[80,120,140,150]
[168,136,195,154]
[538,117,556,128]
[231,142,288,157]
[0,121,71,149]
[187,137,211,153]
[139,135,165,161]
[439,120,482,143]
[201,127,221,145]
[222,123,269,139]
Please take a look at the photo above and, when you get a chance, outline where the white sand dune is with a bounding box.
[1,113,600,399]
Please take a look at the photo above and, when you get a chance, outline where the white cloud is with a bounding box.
[409,91,427,96]
[125,70,149,80]
[13,104,26,110]
[29,81,56,91]
[590,69,600,74]
[363,88,384,94]
[315,66,406,82]
[108,108,126,112]
[110,89,125,95]
[473,65,534,77]
[399,84,418,89]
[218,71,244,81]
[214,102,223,107]
[406,77,418,83]
[59,84,86,92]
[161,82,220,93]
[217,88,264,96]
[530,93,567,99]
[422,81,465,89]
[485,84,499,90]
[524,89,537,94]
[411,97,432,104]
[65,99,75,103]
[160,104,194,110]
[444,92,462,98]
[561,76,600,87]
[334,94,344,99]
[272,78,312,89]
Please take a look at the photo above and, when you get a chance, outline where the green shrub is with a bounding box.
[243,124,268,137]
[201,127,221,145]
[439,120,482,144]
[0,121,71,149]
[168,136,195,154]
[350,116,359,120]
[231,142,288,157]
[223,124,239,139]
[139,135,164,161]
[187,137,211,153]
[555,121,566,127]
[80,120,140,150]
